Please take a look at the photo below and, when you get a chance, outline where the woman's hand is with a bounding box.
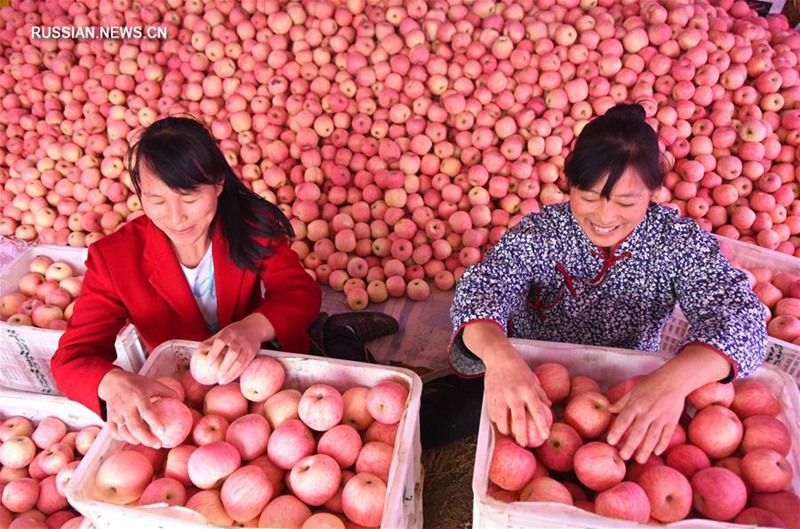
[484,354,552,447]
[97,369,178,448]
[203,313,274,384]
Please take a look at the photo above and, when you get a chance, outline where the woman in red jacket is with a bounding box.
[51,117,393,448]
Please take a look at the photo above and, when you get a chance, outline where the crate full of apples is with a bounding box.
[0,244,146,395]
[0,386,105,529]
[473,339,800,529]
[67,340,423,529]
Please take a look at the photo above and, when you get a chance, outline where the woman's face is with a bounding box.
[569,168,653,250]
[138,163,222,254]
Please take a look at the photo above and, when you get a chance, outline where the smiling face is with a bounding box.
[569,168,652,251]
[139,162,222,265]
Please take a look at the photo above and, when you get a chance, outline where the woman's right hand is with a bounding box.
[484,352,552,447]
[97,369,178,448]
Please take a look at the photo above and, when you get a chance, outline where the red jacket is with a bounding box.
[51,215,322,415]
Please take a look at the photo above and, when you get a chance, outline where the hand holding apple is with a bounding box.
[201,314,273,385]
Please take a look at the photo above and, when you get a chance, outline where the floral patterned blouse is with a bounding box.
[450,202,767,378]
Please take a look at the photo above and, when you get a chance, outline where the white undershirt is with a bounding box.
[180,244,219,333]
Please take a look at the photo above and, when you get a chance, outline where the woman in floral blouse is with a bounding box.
[450,104,766,464]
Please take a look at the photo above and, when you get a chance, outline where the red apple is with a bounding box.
[95,450,154,505]
[318,424,363,469]
[290,454,342,507]
[732,379,780,418]
[185,489,233,526]
[150,397,193,448]
[263,389,302,429]
[187,441,241,489]
[742,415,792,456]
[665,444,711,478]
[239,356,285,402]
[341,386,375,432]
[519,477,573,505]
[138,477,187,507]
[594,481,650,523]
[204,383,249,423]
[687,405,743,459]
[488,436,538,492]
[573,442,626,492]
[267,419,316,470]
[564,391,612,439]
[259,494,312,528]
[533,362,570,404]
[221,465,273,522]
[534,422,583,472]
[686,381,735,410]
[742,448,793,493]
[366,381,409,425]
[342,473,386,528]
[750,491,800,529]
[192,415,229,446]
[637,465,692,522]
[734,507,788,528]
[298,384,344,432]
[691,467,747,521]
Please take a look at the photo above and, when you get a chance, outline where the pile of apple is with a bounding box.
[0,413,99,529]
[0,255,82,330]
[488,362,799,526]
[89,352,411,528]
[2,0,800,311]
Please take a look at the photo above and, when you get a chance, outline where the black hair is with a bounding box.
[564,103,664,198]
[127,116,293,271]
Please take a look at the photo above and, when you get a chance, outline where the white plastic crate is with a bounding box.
[658,235,800,386]
[68,340,423,529]
[472,338,800,529]
[0,244,147,394]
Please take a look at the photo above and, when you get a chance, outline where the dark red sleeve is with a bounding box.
[252,240,322,354]
[51,244,129,416]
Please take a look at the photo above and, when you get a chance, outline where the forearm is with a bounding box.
[240,312,275,343]
[462,321,521,370]
[654,344,733,397]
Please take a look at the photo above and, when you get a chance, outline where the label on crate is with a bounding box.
[0,326,58,394]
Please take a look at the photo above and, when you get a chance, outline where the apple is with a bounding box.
[533,362,570,404]
[734,507,787,527]
[687,405,743,459]
[203,383,249,423]
[318,424,363,469]
[564,391,612,439]
[240,356,285,402]
[488,436,538,492]
[37,442,74,475]
[18,273,46,297]
[185,489,233,526]
[626,454,664,483]
[221,465,273,522]
[154,377,185,402]
[2,478,39,513]
[44,262,73,282]
[686,381,735,410]
[267,419,316,470]
[691,467,747,521]
[290,454,342,507]
[180,371,213,408]
[138,477,187,507]
[364,421,399,447]
[28,256,54,275]
[263,389,302,429]
[0,293,28,319]
[74,426,100,456]
[750,491,800,529]
[519,477,573,505]
[95,450,154,505]
[573,442,626,492]
[741,448,793,493]
[55,461,81,496]
[189,345,225,385]
[259,494,312,528]
[226,414,270,461]
[605,376,642,404]
[342,472,386,528]
[355,441,394,484]
[731,379,780,418]
[150,397,193,448]
[165,445,197,486]
[298,384,344,432]
[187,441,241,489]
[0,417,33,442]
[742,415,792,456]
[366,381,409,425]
[534,422,583,472]
[594,481,650,523]
[341,386,375,432]
[30,305,64,329]
[58,277,82,299]
[636,465,692,522]
[0,436,36,469]
[569,376,602,398]
[192,415,229,446]
[665,443,711,478]
[36,475,69,514]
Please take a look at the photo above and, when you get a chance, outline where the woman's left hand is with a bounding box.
[606,371,689,464]
[203,313,274,384]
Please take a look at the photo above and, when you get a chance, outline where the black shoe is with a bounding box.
[307,312,329,356]
[323,311,399,344]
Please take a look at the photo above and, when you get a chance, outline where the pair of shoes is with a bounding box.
[323,311,399,344]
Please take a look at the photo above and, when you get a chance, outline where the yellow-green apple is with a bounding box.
[342,472,386,527]
[686,381,735,410]
[733,507,787,527]
[0,436,36,469]
[185,489,233,526]
[36,475,68,514]
[636,465,692,522]
[267,419,316,470]
[192,414,229,446]
[665,444,711,478]
[298,384,344,432]
[187,441,241,489]
[519,477,573,504]
[30,305,64,329]
[44,262,73,282]
[364,421,399,447]
[226,414,270,461]
[687,405,743,459]
[574,442,626,492]
[221,466,273,522]
[355,441,393,484]
[742,448,793,493]
[95,450,154,504]
[164,445,196,486]
[750,491,800,528]
[742,415,791,455]
[564,391,612,439]
[594,481,650,523]
[263,389,302,429]
[259,495,312,528]
[190,345,225,385]
[691,467,747,521]
[732,379,780,418]
[533,362,571,404]
[150,397,192,448]
[488,436,538,492]
[74,425,100,456]
[239,356,285,402]
[0,293,28,319]
[290,454,341,507]
[18,272,45,297]
[155,377,185,402]
[37,442,73,475]
[318,424,362,469]
[1,477,39,513]
[534,422,582,472]
[204,383,248,423]
[139,477,187,507]
[366,381,409,425]
[28,256,54,275]
[341,386,375,432]
[0,417,33,441]
[569,376,602,399]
